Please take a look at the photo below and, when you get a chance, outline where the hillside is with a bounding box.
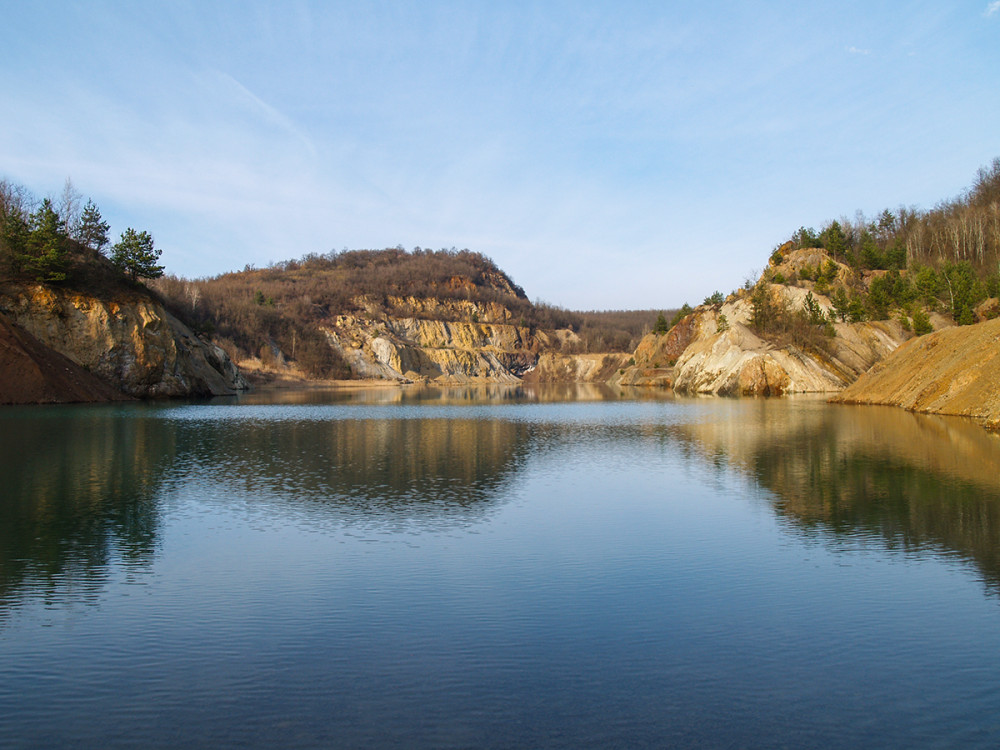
[831,317,1000,429]
[152,248,659,384]
[0,312,130,404]
[4,158,998,402]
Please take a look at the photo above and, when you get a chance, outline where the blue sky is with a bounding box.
[2,1,998,309]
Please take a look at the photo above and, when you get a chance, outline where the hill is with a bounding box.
[831,317,1000,429]
[152,247,661,383]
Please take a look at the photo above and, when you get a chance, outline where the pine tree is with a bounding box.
[77,199,110,253]
[111,228,164,281]
[24,199,68,282]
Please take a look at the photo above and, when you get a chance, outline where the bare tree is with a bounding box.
[57,177,82,238]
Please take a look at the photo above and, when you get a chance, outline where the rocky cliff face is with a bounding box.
[614,251,914,396]
[831,316,1000,428]
[318,303,553,383]
[1,285,248,398]
[524,352,631,384]
[668,301,908,396]
[0,312,132,404]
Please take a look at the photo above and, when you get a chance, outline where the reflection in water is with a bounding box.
[7,392,1000,747]
[0,405,171,614]
[162,411,535,530]
[676,397,1000,589]
[0,399,543,610]
[5,391,1000,616]
[219,381,651,406]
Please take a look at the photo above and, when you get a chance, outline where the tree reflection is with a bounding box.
[676,398,1000,590]
[0,405,171,614]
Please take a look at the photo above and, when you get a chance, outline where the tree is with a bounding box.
[111,228,164,281]
[76,199,110,253]
[912,309,933,335]
[24,199,69,282]
[793,226,821,249]
[652,312,669,335]
[57,177,82,238]
[802,291,826,325]
[820,221,848,264]
[831,287,851,322]
[749,283,779,332]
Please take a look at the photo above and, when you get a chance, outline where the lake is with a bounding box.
[3,385,1000,748]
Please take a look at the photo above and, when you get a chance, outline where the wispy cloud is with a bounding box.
[986,1,1000,17]
[210,70,318,158]
[847,46,871,55]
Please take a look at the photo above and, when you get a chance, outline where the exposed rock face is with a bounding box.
[0,313,131,404]
[524,352,631,384]
[832,316,1000,428]
[321,308,548,383]
[616,254,912,396]
[2,285,248,398]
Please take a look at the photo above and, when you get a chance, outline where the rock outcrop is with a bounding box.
[831,316,1000,428]
[320,308,552,383]
[614,250,913,396]
[0,312,132,404]
[1,285,248,398]
[524,352,631,384]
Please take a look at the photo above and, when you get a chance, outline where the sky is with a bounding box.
[2,1,999,310]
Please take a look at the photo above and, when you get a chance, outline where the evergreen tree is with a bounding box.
[111,228,164,281]
[820,221,848,263]
[652,312,669,335]
[912,309,933,335]
[77,199,110,253]
[24,199,68,282]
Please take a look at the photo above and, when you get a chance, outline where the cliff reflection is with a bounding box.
[0,402,538,612]
[0,405,171,614]
[220,381,664,406]
[676,398,1000,588]
[170,412,534,528]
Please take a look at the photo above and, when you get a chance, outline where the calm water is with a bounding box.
[3,385,1000,748]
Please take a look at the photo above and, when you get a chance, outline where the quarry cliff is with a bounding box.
[0,284,248,401]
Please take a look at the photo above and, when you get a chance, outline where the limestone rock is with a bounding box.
[2,285,248,398]
[524,352,631,384]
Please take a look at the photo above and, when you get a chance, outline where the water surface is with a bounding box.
[2,386,1000,748]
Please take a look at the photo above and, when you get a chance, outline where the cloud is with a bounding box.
[847,46,871,55]
[209,70,318,158]
[987,1,1000,17]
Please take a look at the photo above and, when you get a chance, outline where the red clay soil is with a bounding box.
[0,313,131,404]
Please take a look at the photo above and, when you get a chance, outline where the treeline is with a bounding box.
[787,158,1000,277]
[771,158,1000,328]
[568,309,667,352]
[0,177,163,294]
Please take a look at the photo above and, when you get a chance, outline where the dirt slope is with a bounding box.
[832,317,1000,428]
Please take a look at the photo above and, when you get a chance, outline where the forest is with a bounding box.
[775,157,1000,327]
